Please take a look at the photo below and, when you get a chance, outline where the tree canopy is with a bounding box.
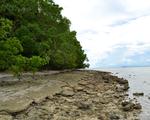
[0,0,88,72]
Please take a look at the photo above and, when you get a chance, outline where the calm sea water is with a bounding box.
[96,67,150,120]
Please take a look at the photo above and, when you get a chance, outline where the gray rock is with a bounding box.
[61,89,75,97]
[77,102,91,110]
[0,115,13,120]
[116,83,129,92]
[133,92,144,96]
[104,80,109,83]
[116,79,128,84]
[98,114,107,120]
[92,98,100,103]
[121,101,130,106]
[78,81,88,86]
[99,98,109,104]
[61,90,74,97]
[84,90,97,95]
[121,100,134,111]
[75,86,84,91]
[123,83,129,90]
[114,94,120,98]
[133,103,142,109]
[121,100,142,111]
[122,104,134,111]
[109,112,120,120]
[116,84,125,92]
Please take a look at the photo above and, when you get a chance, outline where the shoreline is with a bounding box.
[0,70,141,120]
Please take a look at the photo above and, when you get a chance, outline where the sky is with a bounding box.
[54,0,150,68]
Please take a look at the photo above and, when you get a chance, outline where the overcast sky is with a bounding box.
[54,0,150,68]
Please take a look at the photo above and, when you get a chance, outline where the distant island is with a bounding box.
[120,65,150,68]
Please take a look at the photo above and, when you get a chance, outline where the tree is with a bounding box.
[0,18,23,71]
[10,55,27,80]
[0,0,89,70]
[27,56,47,79]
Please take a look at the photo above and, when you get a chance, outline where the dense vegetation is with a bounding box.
[0,0,88,74]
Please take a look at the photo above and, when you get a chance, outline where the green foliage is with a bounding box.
[0,18,12,39]
[0,38,23,69]
[0,18,23,71]
[27,56,47,78]
[10,55,27,80]
[0,0,89,71]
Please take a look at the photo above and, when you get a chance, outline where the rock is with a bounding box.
[133,92,144,96]
[104,80,109,83]
[123,83,129,90]
[92,98,100,103]
[133,103,142,109]
[75,86,84,91]
[77,102,91,110]
[77,116,98,120]
[124,94,129,96]
[122,104,134,111]
[116,84,129,92]
[64,98,75,103]
[116,79,128,84]
[98,114,107,120]
[97,93,103,97]
[102,75,111,81]
[109,112,120,120]
[121,101,130,106]
[116,84,125,92]
[0,115,13,120]
[121,100,134,111]
[116,82,129,92]
[105,90,114,95]
[84,90,97,95]
[99,98,109,104]
[114,94,120,98]
[40,106,51,112]
[0,71,141,120]
[78,81,88,86]
[86,84,95,89]
[61,89,75,97]
[121,100,142,111]
[52,115,67,120]
[60,87,75,97]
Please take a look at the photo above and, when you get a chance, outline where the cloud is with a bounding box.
[95,43,150,67]
[54,0,150,68]
[110,13,150,27]
[109,16,141,27]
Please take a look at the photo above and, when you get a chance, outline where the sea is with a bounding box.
[96,67,150,120]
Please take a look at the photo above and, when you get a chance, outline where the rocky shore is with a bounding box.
[0,70,141,120]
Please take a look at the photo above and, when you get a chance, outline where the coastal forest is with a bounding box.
[0,0,88,74]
